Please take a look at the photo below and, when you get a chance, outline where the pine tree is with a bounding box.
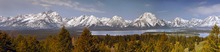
[41,35,60,52]
[74,27,99,52]
[26,36,40,52]
[40,27,72,52]
[14,35,40,52]
[204,24,220,51]
[57,26,72,52]
[0,31,15,52]
[14,35,28,52]
[211,24,220,36]
[104,34,112,46]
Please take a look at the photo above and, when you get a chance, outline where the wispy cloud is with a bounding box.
[145,4,151,7]
[190,4,220,15]
[198,1,207,5]
[96,1,105,7]
[29,0,104,13]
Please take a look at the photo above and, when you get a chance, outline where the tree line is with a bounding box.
[0,25,220,52]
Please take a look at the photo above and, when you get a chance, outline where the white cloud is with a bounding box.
[29,0,104,13]
[190,4,220,15]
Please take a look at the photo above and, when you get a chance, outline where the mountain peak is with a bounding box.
[139,12,157,20]
[46,10,55,13]
[132,12,166,27]
[174,17,181,20]
[41,10,59,16]
[201,16,220,27]
[90,15,95,17]
[112,15,122,20]
[143,12,153,15]
[206,16,220,20]
[2,11,220,30]
[173,17,188,21]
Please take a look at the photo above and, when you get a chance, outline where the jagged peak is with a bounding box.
[78,15,98,18]
[206,16,220,20]
[143,12,154,15]
[112,15,123,20]
[113,15,120,17]
[173,17,186,20]
[76,15,101,22]
[80,15,97,17]
[0,16,7,18]
[78,15,88,19]
[44,10,55,13]
[89,15,96,18]
[138,12,157,20]
[40,10,59,16]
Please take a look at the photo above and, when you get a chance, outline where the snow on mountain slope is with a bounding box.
[188,18,203,27]
[66,15,131,28]
[0,16,8,22]
[169,16,220,27]
[132,12,166,27]
[0,11,220,30]
[66,17,77,27]
[106,16,129,28]
[99,17,110,24]
[66,15,103,27]
[1,10,68,29]
[201,16,220,27]
[0,16,9,26]
[171,17,189,27]
[125,20,132,24]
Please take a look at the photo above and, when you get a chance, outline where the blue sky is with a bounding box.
[1,0,220,20]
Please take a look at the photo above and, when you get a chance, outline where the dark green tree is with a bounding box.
[25,36,40,52]
[0,31,15,52]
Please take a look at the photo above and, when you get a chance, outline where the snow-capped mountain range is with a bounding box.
[0,11,219,30]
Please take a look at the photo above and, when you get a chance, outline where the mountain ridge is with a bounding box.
[0,11,219,30]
